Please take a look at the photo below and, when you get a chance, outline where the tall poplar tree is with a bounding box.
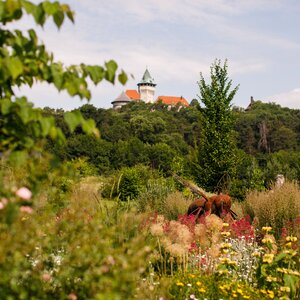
[194,59,239,192]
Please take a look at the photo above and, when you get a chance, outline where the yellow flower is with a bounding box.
[285,242,292,248]
[267,290,274,299]
[198,287,206,293]
[237,288,243,294]
[221,242,232,249]
[286,236,297,242]
[176,282,184,286]
[189,274,195,278]
[221,231,231,237]
[223,223,229,227]
[280,286,291,293]
[262,226,272,233]
[263,254,274,264]
[252,251,261,257]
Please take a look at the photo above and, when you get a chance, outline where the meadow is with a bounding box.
[1,161,299,300]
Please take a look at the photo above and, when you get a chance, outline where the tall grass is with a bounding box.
[244,181,300,237]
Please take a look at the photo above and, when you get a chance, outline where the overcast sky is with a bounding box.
[11,0,300,110]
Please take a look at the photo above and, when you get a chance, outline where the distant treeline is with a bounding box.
[43,100,300,199]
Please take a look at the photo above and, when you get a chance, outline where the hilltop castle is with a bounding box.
[111,68,189,110]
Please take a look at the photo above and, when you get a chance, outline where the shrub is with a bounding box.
[0,193,154,299]
[244,181,300,237]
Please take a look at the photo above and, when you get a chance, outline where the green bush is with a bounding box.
[0,197,154,299]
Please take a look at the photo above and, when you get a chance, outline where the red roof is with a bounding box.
[126,90,140,101]
[156,96,189,107]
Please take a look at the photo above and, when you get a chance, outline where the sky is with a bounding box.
[10,0,300,110]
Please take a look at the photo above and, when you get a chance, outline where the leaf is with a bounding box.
[1,99,12,115]
[118,70,128,85]
[21,0,36,15]
[274,252,287,262]
[53,10,64,29]
[28,29,37,44]
[7,57,23,79]
[85,66,104,84]
[39,117,54,136]
[82,118,98,136]
[42,1,59,15]
[66,10,74,23]
[50,64,64,90]
[9,150,28,166]
[61,4,74,23]
[105,60,118,83]
[16,103,30,124]
[6,0,21,14]
[64,111,83,133]
[33,3,46,26]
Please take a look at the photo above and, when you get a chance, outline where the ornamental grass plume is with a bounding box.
[205,214,224,232]
[150,223,164,237]
[245,181,300,237]
[167,220,193,248]
[194,224,209,247]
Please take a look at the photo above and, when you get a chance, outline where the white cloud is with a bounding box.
[265,88,300,109]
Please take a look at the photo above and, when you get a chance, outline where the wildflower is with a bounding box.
[0,198,8,209]
[221,231,231,237]
[262,226,272,233]
[223,222,229,227]
[267,290,274,299]
[20,206,33,214]
[263,254,274,264]
[266,276,277,282]
[16,187,32,200]
[280,286,291,293]
[286,236,297,242]
[42,273,51,281]
[220,242,232,249]
[198,287,206,293]
[187,283,192,287]
[252,251,261,257]
[69,293,77,300]
[176,282,184,286]
[285,242,292,248]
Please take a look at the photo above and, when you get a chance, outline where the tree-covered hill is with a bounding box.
[44,99,300,199]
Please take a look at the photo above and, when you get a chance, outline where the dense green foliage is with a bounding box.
[0,0,127,165]
[193,59,239,192]
[44,92,300,199]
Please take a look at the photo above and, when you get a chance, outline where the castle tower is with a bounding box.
[137,68,156,103]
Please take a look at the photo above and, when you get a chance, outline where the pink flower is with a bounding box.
[20,206,33,214]
[16,187,32,200]
[42,273,51,282]
[69,293,77,300]
[0,198,7,210]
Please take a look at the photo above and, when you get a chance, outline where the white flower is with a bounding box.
[16,187,32,200]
